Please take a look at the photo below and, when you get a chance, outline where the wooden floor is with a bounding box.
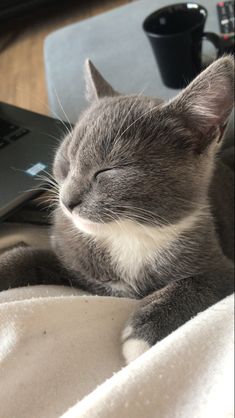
[0,0,131,116]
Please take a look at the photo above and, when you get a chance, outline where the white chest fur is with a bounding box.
[98,211,201,285]
[67,204,203,288]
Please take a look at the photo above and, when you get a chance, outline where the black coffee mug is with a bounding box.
[143,3,221,89]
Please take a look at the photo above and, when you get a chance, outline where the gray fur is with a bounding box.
[0,56,234,351]
[84,59,118,102]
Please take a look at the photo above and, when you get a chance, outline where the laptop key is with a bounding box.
[9,128,30,141]
[0,118,19,136]
[0,138,8,149]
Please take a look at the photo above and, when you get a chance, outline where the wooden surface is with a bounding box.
[0,0,131,116]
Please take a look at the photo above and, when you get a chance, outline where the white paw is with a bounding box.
[122,326,150,364]
[121,325,134,340]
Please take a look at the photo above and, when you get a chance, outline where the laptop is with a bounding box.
[0,101,69,220]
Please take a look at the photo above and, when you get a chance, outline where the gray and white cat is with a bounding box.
[0,56,234,363]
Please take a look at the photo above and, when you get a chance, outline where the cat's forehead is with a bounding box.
[82,95,160,128]
[74,95,162,147]
[65,95,166,170]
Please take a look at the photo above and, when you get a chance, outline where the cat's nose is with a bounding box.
[63,198,82,212]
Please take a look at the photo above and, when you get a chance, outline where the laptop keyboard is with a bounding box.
[0,118,29,149]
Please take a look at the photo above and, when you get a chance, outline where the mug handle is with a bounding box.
[203,32,222,58]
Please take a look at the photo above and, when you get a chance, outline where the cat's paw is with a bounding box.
[121,325,150,364]
[121,298,167,364]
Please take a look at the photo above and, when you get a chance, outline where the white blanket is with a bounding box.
[0,286,234,418]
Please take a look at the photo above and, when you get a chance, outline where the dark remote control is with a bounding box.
[217,2,235,54]
[217,1,235,33]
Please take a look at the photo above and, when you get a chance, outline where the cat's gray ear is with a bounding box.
[167,56,234,151]
[84,59,118,102]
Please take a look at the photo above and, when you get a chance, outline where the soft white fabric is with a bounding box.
[0,286,234,418]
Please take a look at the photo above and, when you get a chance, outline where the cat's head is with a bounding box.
[53,57,234,236]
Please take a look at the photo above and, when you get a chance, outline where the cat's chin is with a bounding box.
[72,215,102,235]
[60,202,102,235]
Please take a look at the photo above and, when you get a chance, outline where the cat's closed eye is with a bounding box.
[94,163,133,179]
[94,167,115,180]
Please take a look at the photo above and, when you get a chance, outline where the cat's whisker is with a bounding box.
[116,210,158,231]
[36,201,58,211]
[40,182,59,193]
[107,206,149,225]
[36,170,60,191]
[21,180,58,195]
[37,130,64,145]
[131,208,171,226]
[37,190,60,199]
[120,213,148,232]
[33,185,60,197]
[105,207,151,233]
[104,209,128,235]
[172,195,210,210]
[40,185,59,194]
[120,205,158,219]
[35,175,58,188]
[52,84,73,138]
[38,198,59,206]
[15,85,73,140]
[25,187,54,194]
[30,191,59,202]
[116,103,161,142]
[39,168,57,180]
[115,204,171,226]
